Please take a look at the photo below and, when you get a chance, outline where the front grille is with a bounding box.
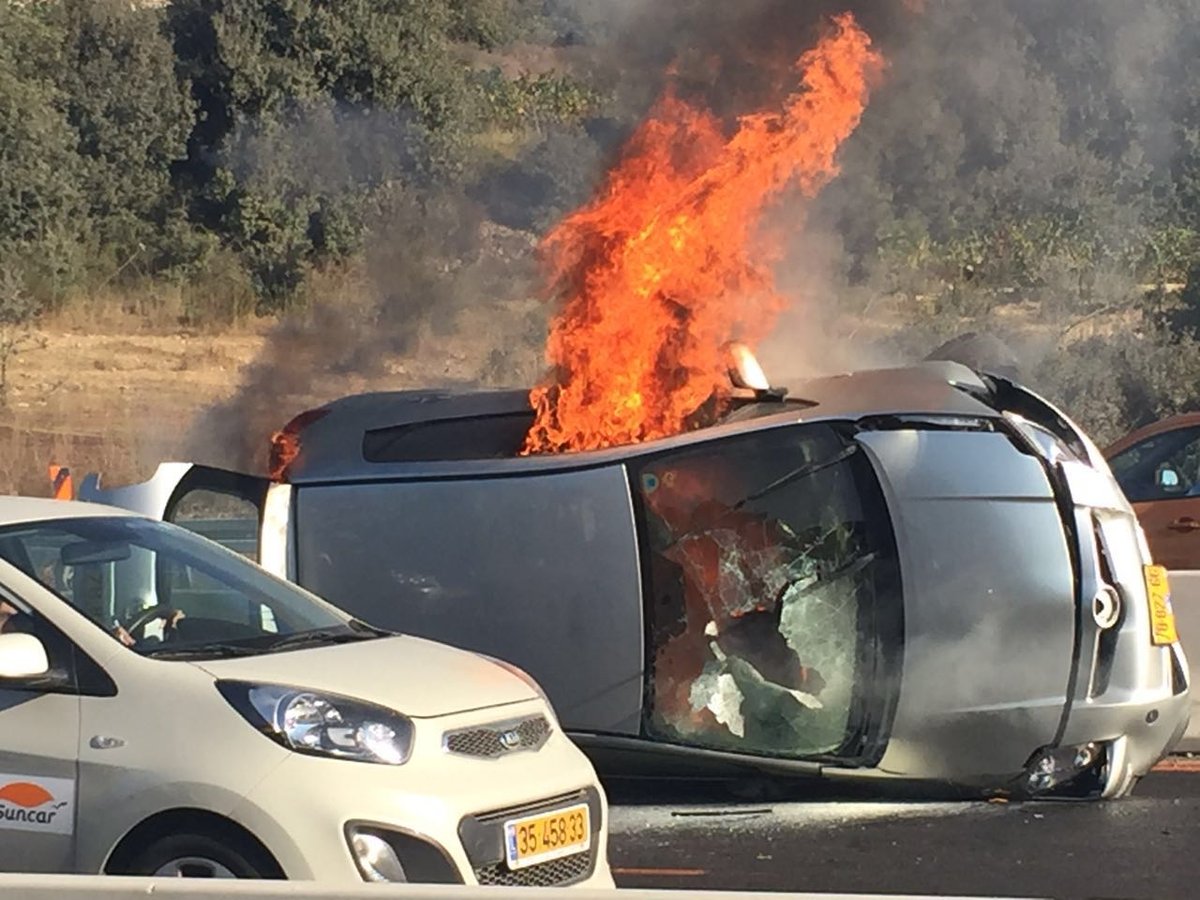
[474,850,592,887]
[459,787,601,888]
[444,715,551,758]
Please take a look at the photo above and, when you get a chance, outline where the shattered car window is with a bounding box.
[631,424,901,761]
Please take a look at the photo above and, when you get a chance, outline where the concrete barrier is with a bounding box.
[1169,570,1200,752]
[0,876,1041,900]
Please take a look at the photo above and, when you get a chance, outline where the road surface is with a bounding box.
[608,767,1200,899]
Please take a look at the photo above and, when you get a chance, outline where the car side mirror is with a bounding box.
[0,632,50,679]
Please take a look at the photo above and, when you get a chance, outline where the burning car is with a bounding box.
[79,358,1190,801]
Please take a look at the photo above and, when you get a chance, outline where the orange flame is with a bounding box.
[522,13,883,455]
[267,407,329,481]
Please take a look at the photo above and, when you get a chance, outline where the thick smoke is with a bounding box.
[763,0,1198,386]
[574,0,1200,387]
[186,0,1200,471]
[182,184,538,473]
[544,0,1200,392]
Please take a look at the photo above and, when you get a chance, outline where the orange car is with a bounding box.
[1107,413,1200,570]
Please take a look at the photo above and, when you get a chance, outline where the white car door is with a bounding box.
[0,599,81,874]
[80,463,269,565]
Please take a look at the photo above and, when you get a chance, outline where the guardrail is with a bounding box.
[0,877,1039,900]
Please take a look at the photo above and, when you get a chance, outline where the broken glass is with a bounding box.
[633,423,897,761]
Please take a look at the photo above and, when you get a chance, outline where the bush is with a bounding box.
[1033,327,1200,447]
[470,123,604,233]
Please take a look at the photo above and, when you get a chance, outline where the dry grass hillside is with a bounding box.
[2,275,1142,502]
[2,295,551,498]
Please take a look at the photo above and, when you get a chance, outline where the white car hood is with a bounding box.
[191,634,537,718]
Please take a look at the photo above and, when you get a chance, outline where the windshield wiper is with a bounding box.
[142,643,265,660]
[263,627,381,654]
[347,618,393,637]
[733,443,859,510]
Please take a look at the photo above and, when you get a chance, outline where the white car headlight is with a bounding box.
[218,681,414,765]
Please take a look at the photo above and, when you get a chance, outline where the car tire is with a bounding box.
[125,832,273,879]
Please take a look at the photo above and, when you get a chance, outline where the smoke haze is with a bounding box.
[185,0,1200,470]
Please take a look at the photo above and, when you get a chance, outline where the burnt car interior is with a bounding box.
[628,422,902,768]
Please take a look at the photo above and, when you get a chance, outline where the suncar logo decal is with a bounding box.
[0,776,74,835]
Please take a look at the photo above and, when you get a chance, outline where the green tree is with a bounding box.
[448,0,532,49]
[166,0,499,307]
[51,0,197,278]
[0,3,88,299]
[162,0,587,309]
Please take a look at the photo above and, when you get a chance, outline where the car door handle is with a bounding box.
[1169,517,1200,532]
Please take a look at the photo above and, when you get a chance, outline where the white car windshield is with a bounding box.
[0,515,380,658]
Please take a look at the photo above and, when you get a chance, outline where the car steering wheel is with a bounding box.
[124,605,182,643]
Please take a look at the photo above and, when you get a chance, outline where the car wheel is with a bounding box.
[126,833,271,878]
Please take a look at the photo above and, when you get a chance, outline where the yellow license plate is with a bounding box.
[503,802,590,870]
[1145,564,1180,646]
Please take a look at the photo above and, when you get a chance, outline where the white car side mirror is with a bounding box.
[0,632,50,679]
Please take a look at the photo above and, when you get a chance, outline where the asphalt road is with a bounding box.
[606,769,1200,899]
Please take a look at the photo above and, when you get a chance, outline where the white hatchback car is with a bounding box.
[0,497,613,887]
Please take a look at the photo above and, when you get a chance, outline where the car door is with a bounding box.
[0,594,81,874]
[1109,426,1200,570]
[82,465,271,567]
[162,469,268,563]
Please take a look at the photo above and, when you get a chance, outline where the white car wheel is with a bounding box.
[152,856,239,878]
[126,831,276,879]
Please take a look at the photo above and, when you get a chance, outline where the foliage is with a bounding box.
[1034,327,1200,447]
[479,70,601,131]
[471,123,605,232]
[0,0,597,313]
[0,267,45,404]
[51,0,195,280]
[0,2,88,299]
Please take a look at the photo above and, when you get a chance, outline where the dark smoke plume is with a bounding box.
[186,0,1200,470]
[182,187,530,474]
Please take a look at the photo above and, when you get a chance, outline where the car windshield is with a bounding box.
[0,515,371,659]
[631,422,902,763]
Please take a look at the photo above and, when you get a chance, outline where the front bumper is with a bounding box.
[228,699,615,887]
[1054,462,1192,796]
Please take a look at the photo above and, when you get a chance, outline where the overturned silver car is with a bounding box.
[81,361,1190,800]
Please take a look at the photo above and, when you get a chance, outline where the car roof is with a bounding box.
[0,496,138,527]
[1105,412,1200,457]
[277,361,1003,483]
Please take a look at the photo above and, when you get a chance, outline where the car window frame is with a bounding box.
[164,467,268,560]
